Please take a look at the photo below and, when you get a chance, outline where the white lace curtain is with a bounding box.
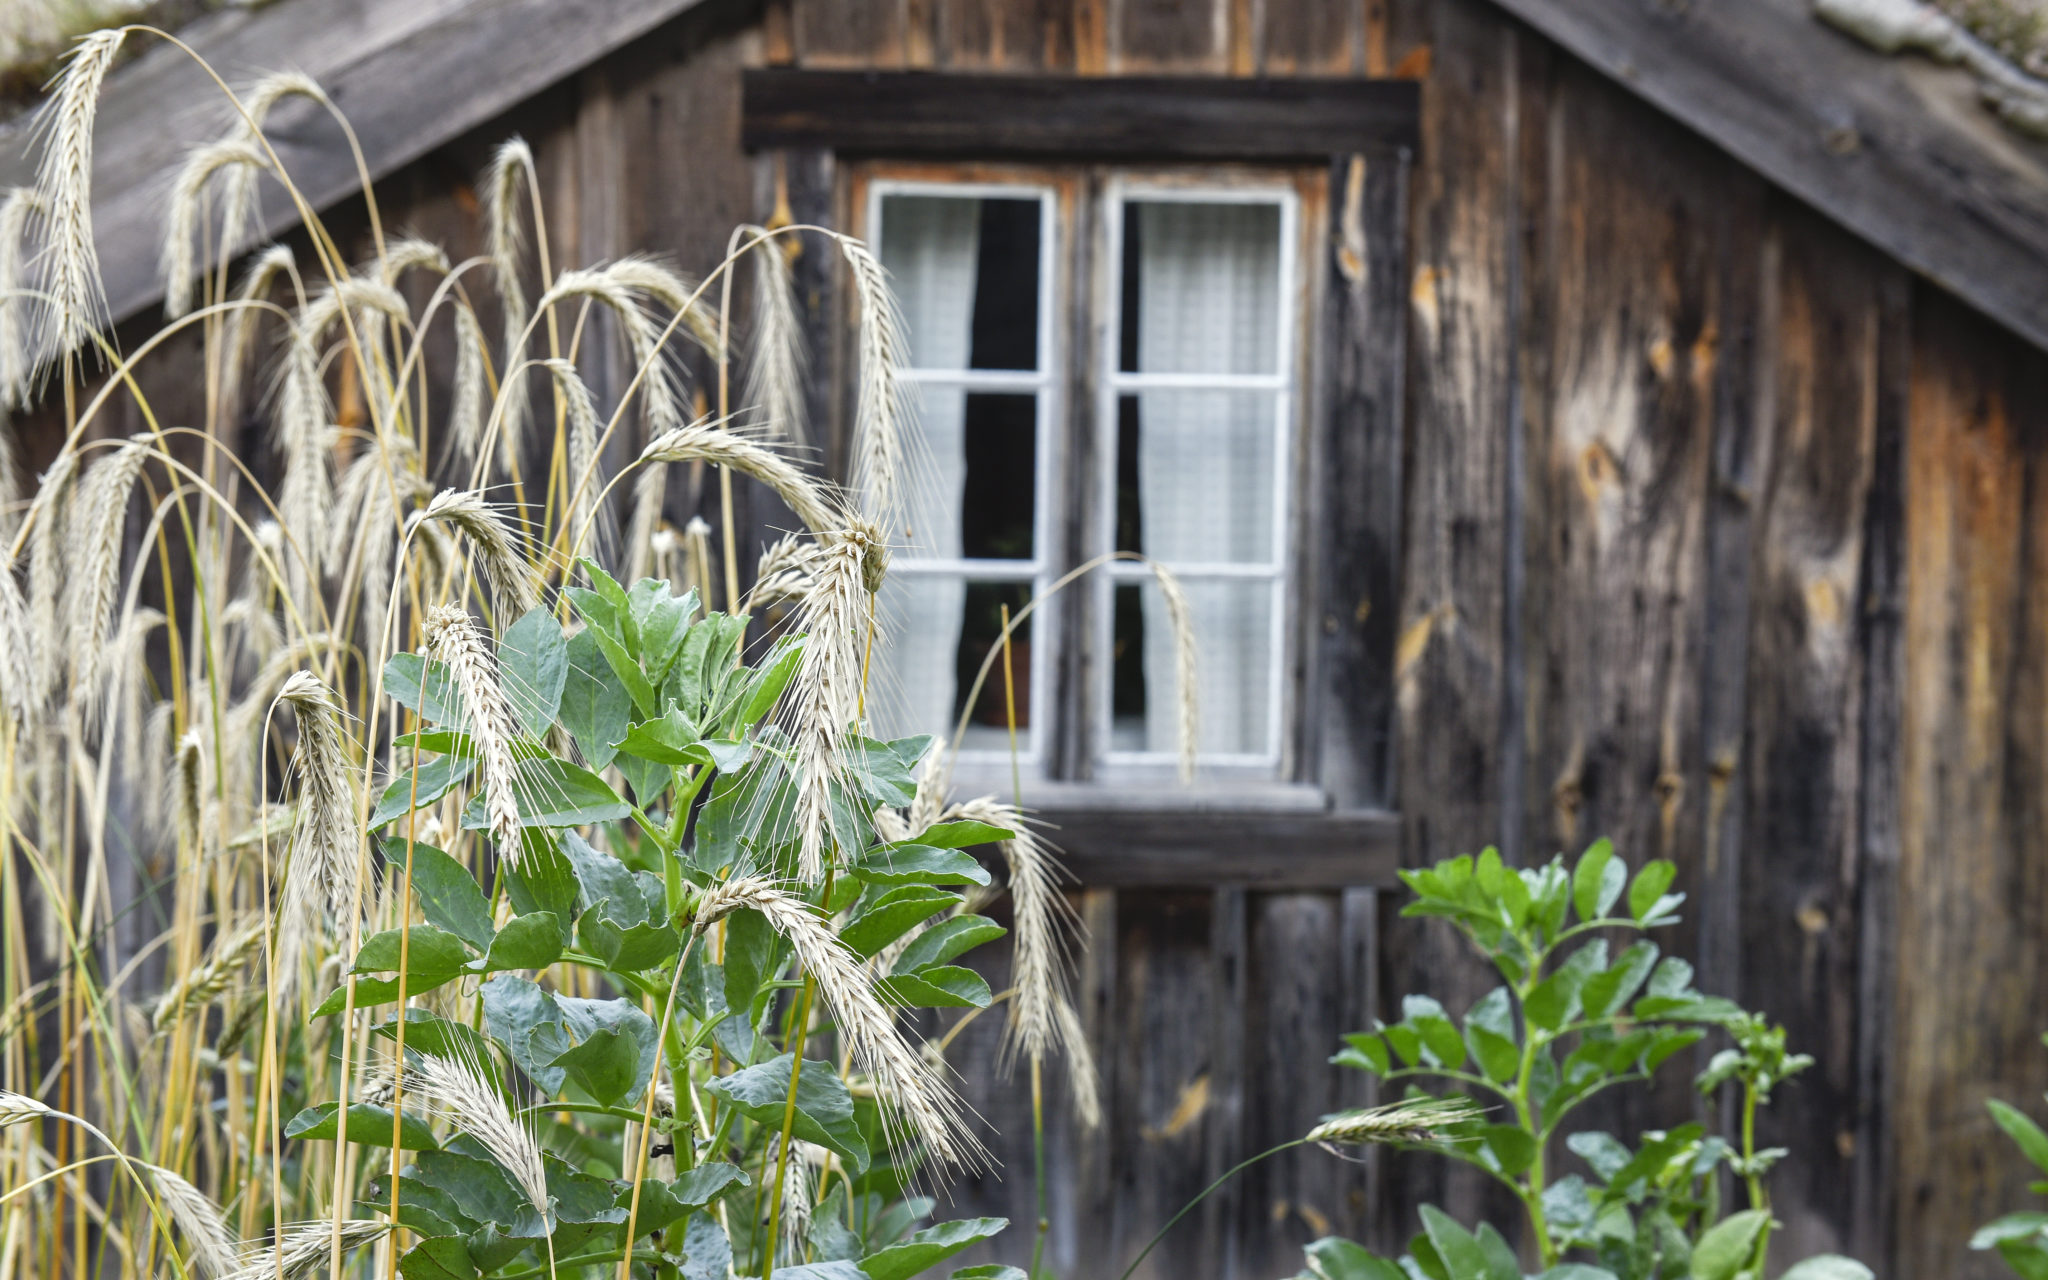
[874,197,980,742]
[1134,201,1279,757]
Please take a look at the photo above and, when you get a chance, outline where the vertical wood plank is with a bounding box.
[1736,200,1884,1260]
[1317,148,1410,810]
[793,0,907,67]
[1075,887,1119,1268]
[1203,888,1248,1275]
[1516,51,1755,1152]
[1896,285,2048,1278]
[1849,265,1909,1272]
[1111,0,1226,71]
[1261,0,1357,75]
[1109,892,1220,1279]
[1236,892,1348,1277]
[1384,0,1522,1243]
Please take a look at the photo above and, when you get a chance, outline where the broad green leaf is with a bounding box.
[503,829,579,922]
[1418,1206,1512,1280]
[385,653,462,724]
[1463,988,1519,1083]
[1572,838,1622,923]
[840,887,960,960]
[1627,859,1678,922]
[352,925,473,979]
[372,1011,497,1067]
[722,906,780,1015]
[1688,1210,1771,1280]
[878,965,993,1009]
[842,735,930,808]
[578,908,680,972]
[397,1236,478,1280]
[893,916,1005,973]
[1477,1124,1537,1177]
[584,608,658,716]
[1566,1131,1632,1182]
[854,844,992,887]
[707,1053,871,1173]
[312,970,459,1017]
[1333,1032,1391,1075]
[1526,940,1608,1033]
[560,628,633,769]
[479,912,562,972]
[1778,1258,1874,1280]
[460,757,630,830]
[546,996,660,1104]
[613,707,705,766]
[372,756,477,829]
[684,1216,733,1280]
[1301,1237,1407,1280]
[860,1217,1008,1280]
[409,1149,547,1237]
[1999,1241,2048,1280]
[907,820,1013,850]
[950,1269,1028,1280]
[1582,940,1659,1020]
[1403,996,1467,1071]
[500,607,569,737]
[623,1162,751,1237]
[737,635,804,725]
[285,1102,440,1150]
[1992,1100,2048,1176]
[1534,1269,1620,1280]
[387,839,495,950]
[1975,1211,2048,1249]
[772,1265,869,1280]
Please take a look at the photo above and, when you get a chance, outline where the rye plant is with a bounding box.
[0,24,1144,1279]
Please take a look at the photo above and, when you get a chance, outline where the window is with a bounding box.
[856,166,1312,787]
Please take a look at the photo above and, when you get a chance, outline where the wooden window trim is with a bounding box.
[742,71,1420,161]
[755,92,1414,889]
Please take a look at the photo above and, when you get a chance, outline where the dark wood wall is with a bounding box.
[38,0,2048,1274]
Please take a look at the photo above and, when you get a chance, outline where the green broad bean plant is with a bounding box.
[311,562,1017,1280]
[1973,1046,2048,1276]
[1292,841,1871,1280]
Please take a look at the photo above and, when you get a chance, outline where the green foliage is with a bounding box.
[1974,1046,2048,1278]
[1300,841,1869,1280]
[328,572,1014,1278]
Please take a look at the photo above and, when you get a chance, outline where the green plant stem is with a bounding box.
[1029,1055,1047,1280]
[1116,1139,1306,1280]
[1511,960,1557,1269]
[1742,1079,1771,1273]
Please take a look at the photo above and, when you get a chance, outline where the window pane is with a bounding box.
[1115,389,1277,563]
[897,387,1037,562]
[870,573,1034,755]
[1120,200,1281,376]
[1112,577,1274,758]
[878,193,1040,372]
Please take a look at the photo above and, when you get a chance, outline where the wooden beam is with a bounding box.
[1485,0,2048,353]
[742,69,1420,157]
[0,0,714,327]
[1019,800,1400,888]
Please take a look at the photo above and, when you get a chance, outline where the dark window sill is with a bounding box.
[943,773,1398,889]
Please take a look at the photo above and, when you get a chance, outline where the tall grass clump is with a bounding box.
[0,25,1214,1280]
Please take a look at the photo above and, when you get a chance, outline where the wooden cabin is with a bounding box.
[8,0,2048,1274]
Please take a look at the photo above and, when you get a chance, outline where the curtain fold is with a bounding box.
[1134,201,1279,757]
[874,197,980,741]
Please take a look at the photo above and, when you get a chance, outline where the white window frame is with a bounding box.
[865,178,1061,768]
[854,166,1308,783]
[1093,178,1300,775]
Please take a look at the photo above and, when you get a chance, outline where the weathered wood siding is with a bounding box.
[25,0,2048,1274]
